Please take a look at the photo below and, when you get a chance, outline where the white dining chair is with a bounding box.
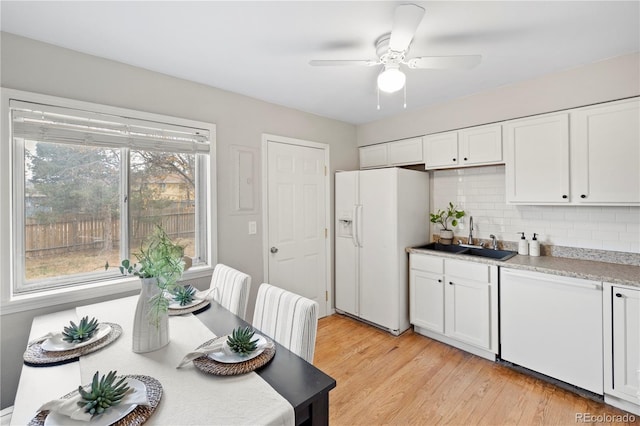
[252,283,319,364]
[209,264,251,320]
[0,406,13,426]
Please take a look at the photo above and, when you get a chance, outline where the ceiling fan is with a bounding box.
[309,4,482,95]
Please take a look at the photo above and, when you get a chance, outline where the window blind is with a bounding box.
[10,100,210,154]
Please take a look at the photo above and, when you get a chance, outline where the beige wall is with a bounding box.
[0,32,358,409]
[358,52,640,146]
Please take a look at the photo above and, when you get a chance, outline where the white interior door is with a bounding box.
[265,136,329,316]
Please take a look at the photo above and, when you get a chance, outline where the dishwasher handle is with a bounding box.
[501,269,602,291]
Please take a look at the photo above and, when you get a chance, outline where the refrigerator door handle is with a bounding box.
[351,206,359,247]
[354,205,363,248]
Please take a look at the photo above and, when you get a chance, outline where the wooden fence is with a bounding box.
[25,213,195,258]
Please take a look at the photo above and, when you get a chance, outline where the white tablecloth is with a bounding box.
[11,296,294,426]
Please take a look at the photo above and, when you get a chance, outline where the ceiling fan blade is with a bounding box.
[309,59,379,67]
[388,4,425,52]
[406,55,482,70]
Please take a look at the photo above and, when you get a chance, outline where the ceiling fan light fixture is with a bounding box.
[377,64,406,93]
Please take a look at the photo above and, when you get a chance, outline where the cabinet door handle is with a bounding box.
[615,293,623,298]
[581,194,587,199]
[463,157,468,161]
[437,279,442,283]
[452,158,456,162]
[562,195,568,199]
[449,281,454,285]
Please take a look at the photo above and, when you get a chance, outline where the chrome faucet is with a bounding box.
[490,234,498,250]
[468,216,474,245]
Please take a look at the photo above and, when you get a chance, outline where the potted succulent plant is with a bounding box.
[109,225,186,353]
[430,202,465,245]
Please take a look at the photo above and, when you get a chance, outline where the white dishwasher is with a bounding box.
[500,268,603,394]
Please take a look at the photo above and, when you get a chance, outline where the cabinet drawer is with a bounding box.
[410,254,443,274]
[445,259,490,283]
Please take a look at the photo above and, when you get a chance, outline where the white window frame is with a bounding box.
[0,88,217,314]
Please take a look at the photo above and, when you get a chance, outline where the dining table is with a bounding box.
[11,295,336,426]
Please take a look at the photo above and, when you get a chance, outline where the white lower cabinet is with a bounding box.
[410,268,445,333]
[604,283,640,415]
[409,253,498,360]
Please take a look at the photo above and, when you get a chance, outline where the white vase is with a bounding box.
[132,277,169,353]
[439,229,454,245]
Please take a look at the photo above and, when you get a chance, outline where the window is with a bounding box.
[6,92,215,297]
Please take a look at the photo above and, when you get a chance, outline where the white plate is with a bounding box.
[41,324,112,352]
[44,378,146,426]
[168,297,203,309]
[208,334,267,363]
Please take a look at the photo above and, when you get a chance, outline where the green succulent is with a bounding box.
[173,285,196,306]
[227,326,259,356]
[62,316,99,344]
[77,371,130,417]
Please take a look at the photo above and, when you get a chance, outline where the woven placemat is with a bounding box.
[28,374,162,426]
[168,299,211,316]
[23,322,123,367]
[192,335,276,376]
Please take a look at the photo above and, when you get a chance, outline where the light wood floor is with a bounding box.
[314,314,638,426]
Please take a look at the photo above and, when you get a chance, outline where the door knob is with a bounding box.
[270,247,279,254]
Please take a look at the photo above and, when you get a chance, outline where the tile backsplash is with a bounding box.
[430,165,640,254]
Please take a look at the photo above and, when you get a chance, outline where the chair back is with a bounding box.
[253,283,319,363]
[209,264,251,320]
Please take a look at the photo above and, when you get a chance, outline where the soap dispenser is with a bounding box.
[517,232,529,255]
[529,233,540,257]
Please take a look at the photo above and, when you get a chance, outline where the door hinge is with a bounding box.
[325,228,328,238]
[324,166,327,176]
[325,291,328,301]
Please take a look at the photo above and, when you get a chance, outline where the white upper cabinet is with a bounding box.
[571,98,640,205]
[504,112,570,204]
[359,144,388,169]
[424,124,502,170]
[458,124,503,166]
[359,137,423,169]
[423,131,459,168]
[387,137,423,165]
[505,97,640,205]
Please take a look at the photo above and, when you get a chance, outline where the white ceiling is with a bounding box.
[1,1,639,125]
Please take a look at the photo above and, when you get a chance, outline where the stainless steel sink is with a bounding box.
[413,243,517,261]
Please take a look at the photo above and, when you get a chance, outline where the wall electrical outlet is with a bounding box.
[248,221,257,235]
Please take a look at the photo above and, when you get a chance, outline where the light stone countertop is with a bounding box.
[406,247,640,288]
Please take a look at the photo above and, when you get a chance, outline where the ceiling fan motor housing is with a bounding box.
[375,34,407,66]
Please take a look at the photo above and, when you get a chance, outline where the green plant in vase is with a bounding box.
[105,225,185,325]
[430,202,465,244]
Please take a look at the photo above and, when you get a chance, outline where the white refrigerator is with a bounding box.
[335,168,429,335]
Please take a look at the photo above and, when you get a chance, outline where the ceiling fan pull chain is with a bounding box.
[403,83,407,109]
[377,86,381,110]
